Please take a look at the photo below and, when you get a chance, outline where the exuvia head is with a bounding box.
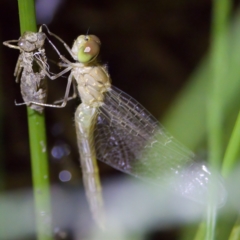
[18,31,46,52]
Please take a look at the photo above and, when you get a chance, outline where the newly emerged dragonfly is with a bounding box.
[26,25,227,228]
[3,28,49,113]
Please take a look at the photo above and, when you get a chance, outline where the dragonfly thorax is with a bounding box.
[72,64,111,107]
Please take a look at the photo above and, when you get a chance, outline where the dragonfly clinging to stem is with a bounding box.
[23,25,227,228]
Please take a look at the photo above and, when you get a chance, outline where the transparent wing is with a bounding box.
[94,86,226,206]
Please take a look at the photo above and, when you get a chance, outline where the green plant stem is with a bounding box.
[228,218,240,240]
[205,206,217,240]
[17,1,53,239]
[194,0,232,239]
[206,0,231,237]
[193,222,206,240]
[0,26,5,191]
[162,8,240,240]
[27,109,52,240]
[210,0,239,238]
[163,9,240,153]
[208,0,231,169]
[206,1,231,239]
[221,112,240,240]
[18,0,37,32]
[221,111,240,177]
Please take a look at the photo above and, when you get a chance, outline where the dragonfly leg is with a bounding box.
[15,71,74,108]
[14,56,23,83]
[35,57,73,80]
[41,24,75,60]
[54,80,77,104]
[2,40,20,50]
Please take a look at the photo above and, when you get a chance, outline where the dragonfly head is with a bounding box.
[71,35,101,64]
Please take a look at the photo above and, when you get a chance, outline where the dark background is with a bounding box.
[1,0,239,239]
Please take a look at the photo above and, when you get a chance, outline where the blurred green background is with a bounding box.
[1,0,240,239]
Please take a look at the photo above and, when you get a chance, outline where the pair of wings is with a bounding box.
[92,86,226,206]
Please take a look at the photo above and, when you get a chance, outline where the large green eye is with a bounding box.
[77,35,101,63]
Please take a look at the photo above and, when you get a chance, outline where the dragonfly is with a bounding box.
[3,28,51,113]
[25,25,227,228]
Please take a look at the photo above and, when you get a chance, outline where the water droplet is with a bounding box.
[54,227,68,238]
[51,142,71,160]
[59,170,72,182]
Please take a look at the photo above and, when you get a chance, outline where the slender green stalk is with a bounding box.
[194,222,206,240]
[228,218,240,240]
[206,0,231,238]
[18,0,37,33]
[163,8,240,240]
[221,111,240,178]
[206,0,231,239]
[26,109,53,240]
[208,0,232,169]
[194,0,232,239]
[193,207,217,240]
[17,1,53,239]
[163,8,240,154]
[221,112,240,239]
[0,28,5,191]
[205,206,217,240]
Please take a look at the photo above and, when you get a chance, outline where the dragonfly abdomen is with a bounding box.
[75,103,105,228]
